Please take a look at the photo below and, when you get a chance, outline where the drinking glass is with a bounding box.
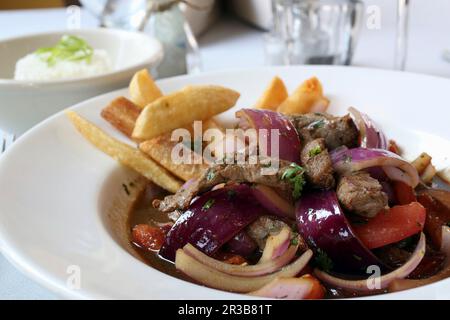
[394,0,410,71]
[80,0,202,77]
[265,0,363,66]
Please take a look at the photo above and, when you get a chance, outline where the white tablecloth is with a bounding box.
[0,6,449,300]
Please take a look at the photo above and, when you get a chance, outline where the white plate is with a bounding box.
[0,66,449,299]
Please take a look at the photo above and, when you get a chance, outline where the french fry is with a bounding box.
[132,85,240,140]
[277,77,330,115]
[101,97,141,138]
[438,167,450,185]
[129,69,163,108]
[139,118,219,181]
[202,118,224,133]
[66,110,182,193]
[411,152,432,175]
[100,96,220,180]
[139,138,208,181]
[254,76,288,111]
[421,163,437,184]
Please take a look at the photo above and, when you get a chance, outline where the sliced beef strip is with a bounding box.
[337,172,388,218]
[300,138,335,189]
[153,159,295,213]
[245,216,290,250]
[288,113,359,150]
[246,215,308,251]
[153,164,225,213]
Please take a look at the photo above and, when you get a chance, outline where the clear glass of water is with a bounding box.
[265,0,364,66]
[395,0,410,71]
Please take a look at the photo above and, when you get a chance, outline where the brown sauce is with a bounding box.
[127,183,449,299]
[127,183,188,282]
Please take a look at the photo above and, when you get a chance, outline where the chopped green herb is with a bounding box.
[206,170,216,181]
[311,119,325,129]
[308,146,322,157]
[290,232,299,246]
[122,183,130,196]
[202,199,215,211]
[314,249,334,272]
[281,163,306,200]
[35,35,93,67]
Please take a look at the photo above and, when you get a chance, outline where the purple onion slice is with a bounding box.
[236,108,301,163]
[295,190,387,273]
[349,107,388,149]
[331,147,419,188]
[159,184,264,262]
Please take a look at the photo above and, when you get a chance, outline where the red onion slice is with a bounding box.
[296,190,387,273]
[349,107,388,149]
[175,248,313,293]
[315,232,426,291]
[252,184,295,219]
[236,108,301,163]
[259,227,292,263]
[159,184,264,262]
[332,147,419,188]
[224,231,258,257]
[389,227,450,292]
[182,240,299,277]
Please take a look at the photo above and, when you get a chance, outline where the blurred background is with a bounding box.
[1,0,450,77]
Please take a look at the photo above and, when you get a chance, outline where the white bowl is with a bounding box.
[0,66,449,299]
[0,28,163,135]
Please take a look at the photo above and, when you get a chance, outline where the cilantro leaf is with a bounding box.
[281,163,306,200]
[308,145,322,157]
[314,249,334,272]
[202,199,215,211]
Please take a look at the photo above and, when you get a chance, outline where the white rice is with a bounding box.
[14,49,113,81]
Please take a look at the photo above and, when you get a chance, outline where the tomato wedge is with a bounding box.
[301,274,326,299]
[132,224,168,251]
[393,181,417,205]
[353,202,426,249]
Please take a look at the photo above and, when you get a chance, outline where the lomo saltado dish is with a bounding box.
[67,70,450,299]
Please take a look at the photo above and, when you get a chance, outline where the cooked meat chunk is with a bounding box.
[337,172,388,218]
[245,216,290,250]
[154,159,295,213]
[288,113,359,150]
[153,166,224,213]
[300,138,335,189]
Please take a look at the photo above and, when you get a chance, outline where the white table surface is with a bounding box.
[0,6,449,300]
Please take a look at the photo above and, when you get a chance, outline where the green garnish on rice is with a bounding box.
[35,35,93,66]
